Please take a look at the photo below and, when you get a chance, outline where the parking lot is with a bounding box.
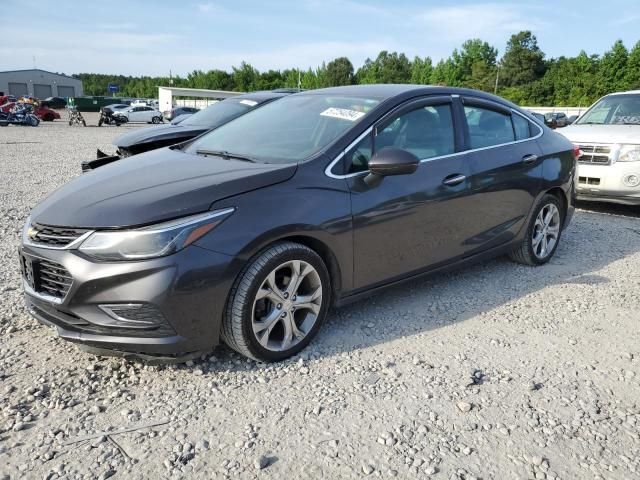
[1,119,639,479]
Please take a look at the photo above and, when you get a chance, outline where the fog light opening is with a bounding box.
[624,174,640,187]
[98,303,165,327]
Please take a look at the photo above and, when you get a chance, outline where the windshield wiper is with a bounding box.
[195,149,257,163]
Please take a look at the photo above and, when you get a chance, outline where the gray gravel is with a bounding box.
[1,118,639,479]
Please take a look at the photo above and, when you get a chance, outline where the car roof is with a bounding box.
[296,84,522,107]
[606,90,640,96]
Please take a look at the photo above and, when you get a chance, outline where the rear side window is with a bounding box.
[464,106,515,148]
[512,114,532,140]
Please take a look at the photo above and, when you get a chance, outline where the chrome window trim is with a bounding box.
[324,107,544,180]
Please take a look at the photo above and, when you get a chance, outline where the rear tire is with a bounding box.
[509,193,564,266]
[222,242,331,362]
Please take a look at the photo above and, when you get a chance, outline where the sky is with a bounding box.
[1,0,639,76]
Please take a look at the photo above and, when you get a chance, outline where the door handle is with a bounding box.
[522,154,538,164]
[442,174,466,186]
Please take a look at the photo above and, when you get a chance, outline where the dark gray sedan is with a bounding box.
[20,85,577,362]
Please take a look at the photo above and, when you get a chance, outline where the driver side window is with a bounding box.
[346,103,455,174]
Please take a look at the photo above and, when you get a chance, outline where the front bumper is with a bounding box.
[19,243,237,357]
[577,162,640,205]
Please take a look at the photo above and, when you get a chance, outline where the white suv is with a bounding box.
[561,90,640,205]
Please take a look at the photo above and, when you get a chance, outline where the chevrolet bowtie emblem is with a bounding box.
[27,226,39,239]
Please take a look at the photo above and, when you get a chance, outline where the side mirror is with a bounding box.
[365,148,419,186]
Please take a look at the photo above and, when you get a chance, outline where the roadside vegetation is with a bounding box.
[75,31,639,107]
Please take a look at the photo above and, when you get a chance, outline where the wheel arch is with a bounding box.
[545,186,568,221]
[278,235,343,301]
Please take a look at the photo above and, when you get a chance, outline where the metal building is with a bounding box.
[0,69,83,98]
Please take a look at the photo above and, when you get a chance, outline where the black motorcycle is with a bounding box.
[98,107,128,126]
[0,104,39,127]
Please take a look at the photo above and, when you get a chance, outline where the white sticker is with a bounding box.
[320,107,365,122]
[239,99,258,107]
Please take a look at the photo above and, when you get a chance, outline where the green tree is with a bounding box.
[232,62,259,92]
[453,39,498,84]
[410,56,433,84]
[597,40,628,95]
[325,57,354,86]
[626,41,640,89]
[499,31,546,87]
[356,51,411,84]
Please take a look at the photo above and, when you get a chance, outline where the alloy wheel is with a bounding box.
[532,203,560,259]
[251,260,323,352]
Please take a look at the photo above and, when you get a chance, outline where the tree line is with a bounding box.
[74,31,640,107]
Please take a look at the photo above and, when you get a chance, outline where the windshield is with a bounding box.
[180,98,261,127]
[577,94,640,125]
[185,94,380,163]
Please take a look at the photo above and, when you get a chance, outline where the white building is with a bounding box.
[0,69,83,98]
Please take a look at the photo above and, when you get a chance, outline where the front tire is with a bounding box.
[509,193,564,266]
[222,242,331,362]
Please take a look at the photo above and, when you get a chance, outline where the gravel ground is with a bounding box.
[1,119,639,480]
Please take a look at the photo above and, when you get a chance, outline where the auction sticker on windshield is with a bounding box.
[320,107,365,122]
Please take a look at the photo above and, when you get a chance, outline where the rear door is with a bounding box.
[461,97,543,253]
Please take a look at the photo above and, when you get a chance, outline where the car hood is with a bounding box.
[113,124,209,148]
[31,148,297,229]
[560,124,640,144]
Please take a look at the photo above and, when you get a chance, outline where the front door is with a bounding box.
[345,97,477,290]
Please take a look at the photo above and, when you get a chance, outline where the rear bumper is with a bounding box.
[19,243,238,357]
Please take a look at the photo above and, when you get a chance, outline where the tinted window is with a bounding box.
[346,134,373,174]
[347,104,455,173]
[512,114,532,140]
[465,106,514,148]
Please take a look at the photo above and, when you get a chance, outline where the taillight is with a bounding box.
[572,144,582,160]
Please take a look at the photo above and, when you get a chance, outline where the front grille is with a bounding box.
[578,176,601,185]
[578,144,613,165]
[22,254,73,300]
[38,259,73,298]
[29,223,89,247]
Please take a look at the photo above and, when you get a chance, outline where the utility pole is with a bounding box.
[494,65,500,95]
[298,70,301,89]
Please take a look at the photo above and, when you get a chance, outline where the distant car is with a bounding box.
[544,112,569,128]
[164,106,200,121]
[84,91,293,171]
[100,104,130,115]
[170,113,193,125]
[41,97,67,109]
[0,101,15,113]
[35,105,61,121]
[529,111,546,125]
[112,105,163,124]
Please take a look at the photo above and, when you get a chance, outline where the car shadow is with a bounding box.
[148,204,639,373]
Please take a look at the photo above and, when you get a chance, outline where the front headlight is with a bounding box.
[78,208,234,261]
[618,144,640,162]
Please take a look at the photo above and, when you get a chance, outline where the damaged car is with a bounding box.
[85,90,294,172]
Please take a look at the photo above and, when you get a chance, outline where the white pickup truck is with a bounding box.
[561,90,640,205]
